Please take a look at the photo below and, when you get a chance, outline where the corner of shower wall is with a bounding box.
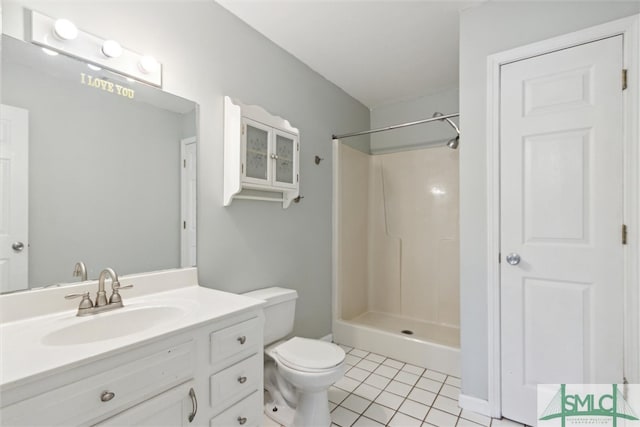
[337,143,371,322]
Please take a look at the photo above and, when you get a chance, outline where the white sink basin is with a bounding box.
[42,306,185,346]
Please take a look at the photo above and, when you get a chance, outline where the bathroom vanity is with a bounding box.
[0,268,265,427]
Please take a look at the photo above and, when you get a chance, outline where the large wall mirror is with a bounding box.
[1,35,198,293]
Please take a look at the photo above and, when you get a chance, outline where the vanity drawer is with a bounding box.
[210,353,260,408]
[210,390,261,427]
[1,341,194,426]
[210,316,262,365]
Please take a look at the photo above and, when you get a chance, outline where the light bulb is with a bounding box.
[101,40,123,58]
[138,55,160,74]
[42,47,59,56]
[53,19,78,41]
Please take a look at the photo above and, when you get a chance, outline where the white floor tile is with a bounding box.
[346,366,371,382]
[345,354,363,367]
[356,359,380,372]
[329,386,350,404]
[424,370,447,383]
[425,408,459,427]
[399,399,430,420]
[439,384,461,401]
[416,377,444,393]
[389,412,424,427]
[353,416,385,427]
[408,387,437,406]
[374,364,399,379]
[395,371,420,386]
[335,376,360,393]
[457,418,484,427]
[365,353,386,363]
[364,373,391,390]
[363,403,396,425]
[445,376,461,388]
[402,363,426,376]
[354,383,383,401]
[342,394,372,414]
[332,406,360,427]
[338,344,354,353]
[432,395,461,416]
[330,402,338,411]
[350,348,369,358]
[460,409,491,427]
[374,390,405,410]
[383,358,405,369]
[385,380,413,397]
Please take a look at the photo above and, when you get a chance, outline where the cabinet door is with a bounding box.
[94,381,198,427]
[272,129,298,189]
[242,118,271,186]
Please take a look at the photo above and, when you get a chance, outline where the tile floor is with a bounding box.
[263,343,526,427]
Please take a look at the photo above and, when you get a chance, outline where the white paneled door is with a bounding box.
[0,105,29,293]
[500,36,624,425]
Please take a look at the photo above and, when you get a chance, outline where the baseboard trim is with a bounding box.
[458,393,492,417]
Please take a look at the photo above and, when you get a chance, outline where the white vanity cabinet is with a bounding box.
[94,381,197,426]
[224,96,300,208]
[0,310,264,427]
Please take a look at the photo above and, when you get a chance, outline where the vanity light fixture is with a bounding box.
[138,55,160,74]
[29,9,163,87]
[53,18,78,41]
[101,40,123,58]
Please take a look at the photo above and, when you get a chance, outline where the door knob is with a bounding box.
[506,253,521,265]
[12,242,24,252]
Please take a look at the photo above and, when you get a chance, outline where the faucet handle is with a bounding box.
[112,282,133,291]
[65,292,94,310]
[109,282,133,305]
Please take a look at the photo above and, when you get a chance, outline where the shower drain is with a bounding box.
[401,329,414,335]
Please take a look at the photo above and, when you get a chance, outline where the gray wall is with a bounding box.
[3,57,187,287]
[3,0,369,339]
[459,1,640,401]
[370,87,459,154]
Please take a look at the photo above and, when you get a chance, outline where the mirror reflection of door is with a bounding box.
[0,105,29,293]
[181,137,196,268]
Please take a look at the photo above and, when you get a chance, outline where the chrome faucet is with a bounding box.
[65,268,133,316]
[73,261,88,281]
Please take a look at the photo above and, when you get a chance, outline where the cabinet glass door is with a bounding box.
[244,120,269,182]
[274,132,296,188]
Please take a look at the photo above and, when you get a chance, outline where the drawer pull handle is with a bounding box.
[188,387,198,423]
[237,336,247,345]
[237,416,247,425]
[100,391,115,402]
[238,376,247,384]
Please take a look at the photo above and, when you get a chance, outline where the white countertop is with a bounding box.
[0,283,265,389]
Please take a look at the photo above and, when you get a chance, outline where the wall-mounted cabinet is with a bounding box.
[224,97,299,208]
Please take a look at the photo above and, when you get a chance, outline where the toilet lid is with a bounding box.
[274,337,345,371]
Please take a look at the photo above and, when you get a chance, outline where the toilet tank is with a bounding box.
[243,287,298,345]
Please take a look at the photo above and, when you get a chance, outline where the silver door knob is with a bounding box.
[506,253,521,265]
[12,242,24,252]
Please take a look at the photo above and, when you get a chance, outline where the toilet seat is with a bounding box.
[272,337,345,373]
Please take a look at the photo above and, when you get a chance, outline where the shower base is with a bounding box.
[333,311,460,376]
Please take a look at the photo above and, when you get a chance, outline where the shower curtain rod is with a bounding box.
[332,112,459,141]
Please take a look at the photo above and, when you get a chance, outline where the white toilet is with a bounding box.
[243,287,345,427]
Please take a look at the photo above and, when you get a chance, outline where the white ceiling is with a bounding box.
[216,0,484,109]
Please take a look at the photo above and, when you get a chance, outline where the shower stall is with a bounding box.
[331,114,460,376]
